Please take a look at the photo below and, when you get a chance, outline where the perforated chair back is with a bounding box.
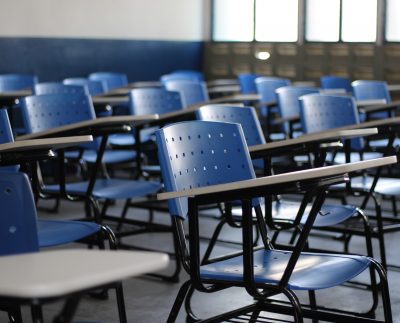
[88,72,128,91]
[300,94,363,150]
[164,80,209,107]
[129,88,183,115]
[34,83,89,96]
[0,110,19,173]
[0,74,38,92]
[0,171,39,255]
[63,78,105,96]
[21,93,98,149]
[197,105,265,146]
[156,121,257,219]
[238,73,262,94]
[351,80,391,103]
[320,76,352,93]
[197,105,265,169]
[255,77,291,103]
[276,86,320,119]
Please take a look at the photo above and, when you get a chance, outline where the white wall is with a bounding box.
[0,0,209,41]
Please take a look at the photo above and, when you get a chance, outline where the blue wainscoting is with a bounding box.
[0,37,203,82]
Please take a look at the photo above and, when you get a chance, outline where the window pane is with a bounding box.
[342,0,377,42]
[305,0,340,42]
[255,0,298,42]
[212,0,254,41]
[386,0,400,41]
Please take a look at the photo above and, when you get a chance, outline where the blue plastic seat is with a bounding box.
[352,80,395,124]
[34,82,89,95]
[156,120,392,322]
[300,93,400,268]
[0,74,38,92]
[197,104,364,229]
[275,86,319,137]
[255,76,291,103]
[0,169,128,322]
[164,80,209,107]
[88,72,128,91]
[63,77,106,96]
[31,85,135,165]
[160,71,204,84]
[320,75,353,93]
[108,88,183,147]
[19,93,161,219]
[237,73,262,94]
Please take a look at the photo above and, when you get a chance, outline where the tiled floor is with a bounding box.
[6,196,400,322]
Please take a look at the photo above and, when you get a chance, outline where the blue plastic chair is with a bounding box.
[352,80,395,124]
[255,76,291,103]
[0,74,38,92]
[63,77,106,96]
[156,120,392,323]
[20,93,161,220]
[320,75,353,93]
[275,86,319,137]
[164,80,209,107]
[108,88,184,148]
[34,82,89,95]
[0,170,128,322]
[237,73,263,94]
[160,71,204,84]
[88,72,128,92]
[300,93,400,269]
[31,84,136,166]
[197,104,368,232]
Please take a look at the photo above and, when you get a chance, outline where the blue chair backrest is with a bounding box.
[160,73,202,84]
[21,93,98,149]
[156,121,257,219]
[351,80,391,103]
[170,70,204,81]
[196,105,265,146]
[0,110,19,173]
[300,94,363,150]
[164,80,209,107]
[255,77,291,103]
[320,76,353,93]
[128,88,183,115]
[196,105,265,169]
[276,86,320,135]
[63,78,105,96]
[238,73,262,94]
[0,171,40,255]
[88,72,128,91]
[0,74,38,92]
[34,83,89,96]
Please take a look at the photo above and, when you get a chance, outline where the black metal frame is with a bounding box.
[166,173,393,322]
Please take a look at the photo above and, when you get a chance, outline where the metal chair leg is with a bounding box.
[167,280,192,323]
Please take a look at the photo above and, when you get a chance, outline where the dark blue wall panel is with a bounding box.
[0,37,203,82]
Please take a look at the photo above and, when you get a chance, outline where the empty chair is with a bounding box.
[300,93,400,269]
[19,93,161,220]
[320,75,353,93]
[88,72,128,91]
[275,86,320,137]
[63,77,106,96]
[237,73,262,94]
[352,80,391,103]
[109,88,184,147]
[0,74,38,92]
[34,82,89,95]
[156,120,393,322]
[164,80,209,107]
[255,76,291,103]
[161,70,204,83]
